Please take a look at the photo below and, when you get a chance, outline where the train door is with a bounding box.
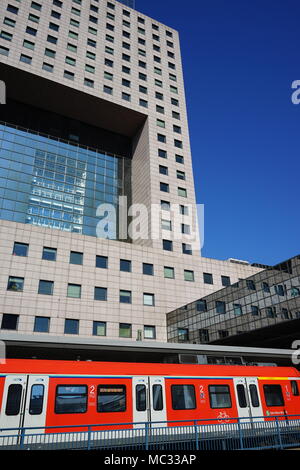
[132,376,167,428]
[234,377,264,423]
[0,375,49,443]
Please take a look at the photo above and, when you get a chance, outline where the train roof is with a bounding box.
[0,359,299,378]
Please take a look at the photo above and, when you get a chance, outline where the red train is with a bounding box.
[0,359,300,435]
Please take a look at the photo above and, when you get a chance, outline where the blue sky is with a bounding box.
[137,0,300,266]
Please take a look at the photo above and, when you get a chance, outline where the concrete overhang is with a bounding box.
[0,63,147,137]
[0,332,295,361]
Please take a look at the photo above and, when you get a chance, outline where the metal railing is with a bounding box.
[1,415,300,451]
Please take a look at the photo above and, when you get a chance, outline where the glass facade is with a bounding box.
[0,123,130,239]
[167,256,300,347]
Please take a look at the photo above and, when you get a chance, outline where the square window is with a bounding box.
[94,286,107,301]
[164,266,175,279]
[221,275,231,287]
[143,263,153,276]
[7,276,24,292]
[119,322,132,338]
[203,272,213,284]
[159,165,168,175]
[42,247,57,261]
[96,255,108,269]
[160,182,169,193]
[93,321,106,336]
[158,149,167,159]
[1,313,19,330]
[64,318,79,334]
[144,325,156,339]
[178,328,189,342]
[184,270,194,282]
[67,283,81,298]
[143,293,155,306]
[34,316,50,333]
[13,242,28,257]
[120,259,131,272]
[38,280,53,295]
[163,239,173,251]
[70,251,83,265]
[120,290,131,304]
[182,243,192,255]
[178,187,187,197]
[216,301,226,314]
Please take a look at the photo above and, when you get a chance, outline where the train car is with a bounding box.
[0,359,300,443]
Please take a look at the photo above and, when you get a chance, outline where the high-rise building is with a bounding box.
[0,0,261,350]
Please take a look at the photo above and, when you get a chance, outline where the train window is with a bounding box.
[136,385,146,411]
[5,384,23,416]
[55,385,88,414]
[249,385,260,407]
[209,385,232,409]
[263,385,284,407]
[29,384,44,415]
[152,385,163,411]
[291,381,299,396]
[171,385,196,410]
[236,384,247,408]
[97,385,126,413]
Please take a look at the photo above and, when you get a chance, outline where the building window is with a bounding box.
[7,276,24,292]
[197,300,207,312]
[119,323,132,338]
[164,266,175,279]
[178,187,187,197]
[178,328,189,342]
[96,255,108,269]
[246,280,256,291]
[70,251,83,265]
[143,293,155,306]
[13,242,29,257]
[184,270,194,282]
[42,247,57,261]
[203,272,213,284]
[233,303,243,315]
[1,314,19,330]
[275,284,285,296]
[163,239,173,251]
[103,85,113,94]
[158,149,167,158]
[93,321,106,336]
[94,287,107,301]
[262,282,270,293]
[162,219,172,231]
[143,263,153,276]
[216,301,226,314]
[144,325,156,340]
[34,316,50,333]
[120,290,131,304]
[221,276,231,287]
[266,307,276,318]
[120,259,131,272]
[160,182,169,193]
[182,243,192,255]
[199,329,209,343]
[67,283,81,298]
[251,305,259,316]
[38,280,54,295]
[64,319,79,335]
